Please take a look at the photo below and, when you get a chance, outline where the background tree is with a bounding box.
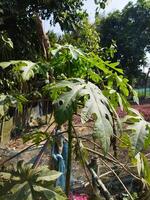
[0,0,86,60]
[59,18,100,53]
[97,0,150,83]
[0,0,108,61]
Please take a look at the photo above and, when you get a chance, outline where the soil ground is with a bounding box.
[0,103,150,199]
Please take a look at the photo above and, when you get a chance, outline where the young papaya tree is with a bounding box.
[0,45,150,199]
[44,45,150,198]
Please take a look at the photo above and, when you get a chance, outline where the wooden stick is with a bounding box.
[85,160,114,200]
[100,158,134,200]
[82,138,140,181]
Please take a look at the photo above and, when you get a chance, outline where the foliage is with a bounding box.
[0,60,47,101]
[1,42,150,198]
[49,78,119,153]
[122,108,150,154]
[0,94,28,119]
[23,130,49,145]
[44,45,139,155]
[0,0,108,61]
[0,161,67,200]
[97,0,150,81]
[59,18,100,53]
[0,60,38,81]
[0,60,48,128]
[50,44,123,79]
[49,44,138,110]
[0,32,13,60]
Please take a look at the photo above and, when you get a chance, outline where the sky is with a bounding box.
[42,0,137,33]
[84,0,137,21]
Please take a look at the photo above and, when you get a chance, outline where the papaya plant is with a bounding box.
[1,45,150,199]
[0,161,67,200]
[45,45,150,197]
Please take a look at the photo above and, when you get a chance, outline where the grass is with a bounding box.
[135,88,150,97]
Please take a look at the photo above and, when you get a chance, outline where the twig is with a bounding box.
[0,121,55,166]
[44,120,55,132]
[85,160,114,200]
[145,153,150,157]
[73,125,93,129]
[83,138,140,181]
[72,125,93,190]
[0,141,43,166]
[84,147,118,164]
[32,139,49,168]
[100,158,134,200]
[107,152,140,180]
[99,171,113,178]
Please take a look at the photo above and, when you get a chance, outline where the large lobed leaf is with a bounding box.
[50,78,118,153]
[0,161,66,200]
[123,108,150,154]
[0,60,38,81]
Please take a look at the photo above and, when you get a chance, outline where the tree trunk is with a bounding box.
[144,68,150,98]
[34,14,50,59]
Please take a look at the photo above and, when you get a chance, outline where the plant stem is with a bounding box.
[72,125,93,189]
[65,119,72,196]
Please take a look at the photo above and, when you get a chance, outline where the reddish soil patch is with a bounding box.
[118,104,150,121]
[133,104,150,121]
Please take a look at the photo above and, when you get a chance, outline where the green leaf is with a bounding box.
[14,61,37,81]
[0,172,12,180]
[0,94,13,118]
[81,82,113,153]
[51,44,63,56]
[37,170,62,182]
[88,69,101,83]
[51,78,118,153]
[141,154,150,185]
[120,133,131,148]
[135,152,144,176]
[2,35,13,49]
[123,109,150,154]
[0,60,38,81]
[33,185,67,200]
[135,153,150,185]
[53,79,85,124]
[23,131,48,144]
[11,182,33,200]
[105,61,123,74]
[0,61,20,69]
[128,84,139,104]
[0,162,66,200]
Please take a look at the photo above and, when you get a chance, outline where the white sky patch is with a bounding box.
[42,0,137,33]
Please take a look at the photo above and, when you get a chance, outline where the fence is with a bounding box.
[135,88,150,98]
